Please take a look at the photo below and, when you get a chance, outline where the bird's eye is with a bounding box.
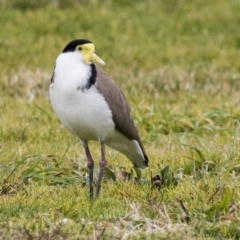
[78,47,82,50]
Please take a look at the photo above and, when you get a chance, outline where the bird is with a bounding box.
[49,39,149,198]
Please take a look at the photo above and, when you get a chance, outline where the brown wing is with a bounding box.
[95,66,148,165]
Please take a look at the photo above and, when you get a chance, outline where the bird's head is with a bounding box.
[62,39,105,66]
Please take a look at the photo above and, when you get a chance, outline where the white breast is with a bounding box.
[49,52,115,141]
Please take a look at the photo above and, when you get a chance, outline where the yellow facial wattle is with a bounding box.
[78,43,105,66]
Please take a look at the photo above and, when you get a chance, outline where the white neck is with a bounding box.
[54,51,91,89]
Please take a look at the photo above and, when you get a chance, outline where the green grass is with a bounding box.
[0,0,240,239]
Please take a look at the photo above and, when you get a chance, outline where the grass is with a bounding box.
[0,0,240,238]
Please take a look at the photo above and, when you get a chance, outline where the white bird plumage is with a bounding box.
[50,51,114,140]
[50,39,148,198]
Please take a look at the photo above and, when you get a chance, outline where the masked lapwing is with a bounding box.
[50,39,149,198]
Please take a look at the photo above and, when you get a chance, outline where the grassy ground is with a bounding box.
[0,0,240,239]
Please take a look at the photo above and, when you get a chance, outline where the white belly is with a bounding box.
[50,83,115,141]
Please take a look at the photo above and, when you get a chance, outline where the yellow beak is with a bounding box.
[90,53,105,66]
[81,43,105,66]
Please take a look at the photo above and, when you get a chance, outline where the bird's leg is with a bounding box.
[96,141,106,197]
[82,141,94,199]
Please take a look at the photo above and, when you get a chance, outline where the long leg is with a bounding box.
[96,141,107,197]
[82,141,94,199]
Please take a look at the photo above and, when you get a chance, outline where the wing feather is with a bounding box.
[95,66,148,165]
